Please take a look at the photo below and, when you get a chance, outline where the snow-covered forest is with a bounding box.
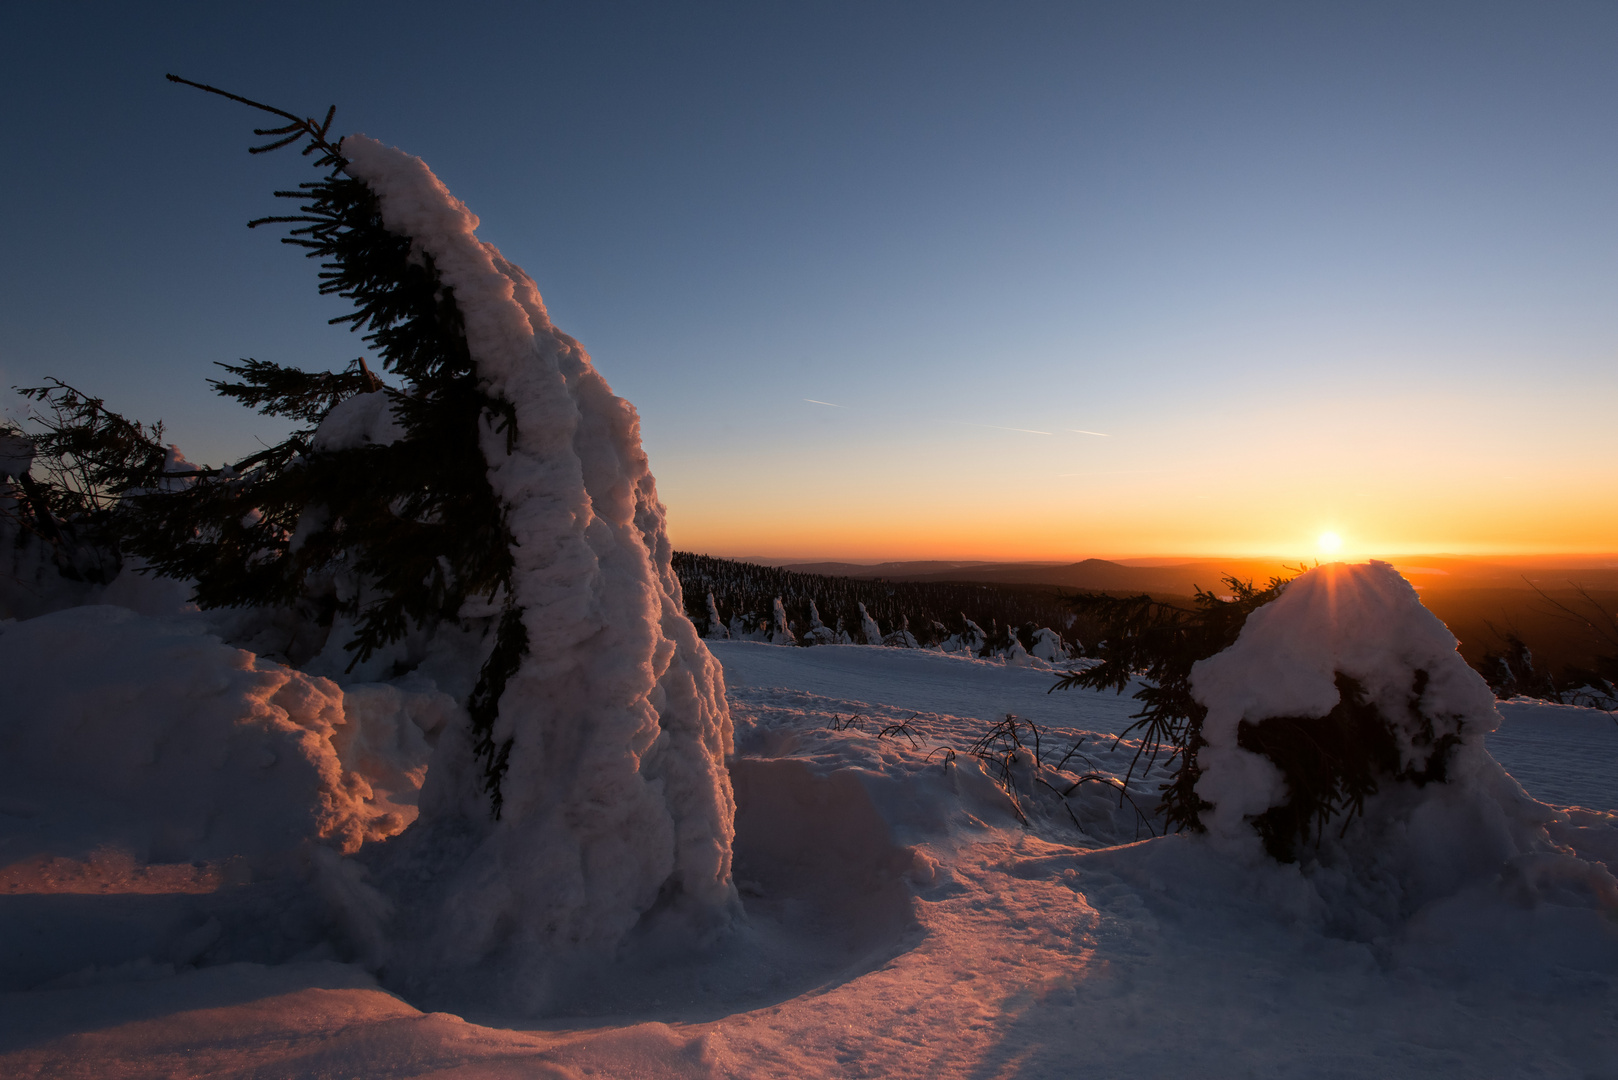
[2,87,1616,1078]
[672,551,1086,655]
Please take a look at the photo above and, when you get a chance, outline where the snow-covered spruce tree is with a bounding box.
[1030,626,1067,662]
[769,596,796,644]
[703,591,729,639]
[1064,558,1615,929]
[160,79,737,982]
[857,601,882,645]
[1191,562,1616,923]
[802,598,837,644]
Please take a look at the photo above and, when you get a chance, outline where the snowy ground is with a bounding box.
[3,639,1616,1078]
[1490,697,1618,811]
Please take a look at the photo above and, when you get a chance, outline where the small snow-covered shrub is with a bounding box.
[957,617,989,656]
[881,614,919,648]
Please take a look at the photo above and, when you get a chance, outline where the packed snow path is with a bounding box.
[3,639,1615,1078]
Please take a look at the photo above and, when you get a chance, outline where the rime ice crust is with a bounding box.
[339,136,737,970]
[1190,561,1617,920]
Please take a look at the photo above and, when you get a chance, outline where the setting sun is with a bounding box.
[1318,531,1343,555]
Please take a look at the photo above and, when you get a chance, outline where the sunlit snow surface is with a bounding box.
[3,641,1616,1078]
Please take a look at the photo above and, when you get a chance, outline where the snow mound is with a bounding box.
[0,606,413,865]
[1190,561,1617,927]
[339,135,737,995]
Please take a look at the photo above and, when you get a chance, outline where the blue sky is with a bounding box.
[2,2,1614,558]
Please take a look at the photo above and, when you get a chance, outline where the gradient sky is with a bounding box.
[2,2,1614,561]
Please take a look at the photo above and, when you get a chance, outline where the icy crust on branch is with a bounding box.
[0,606,415,864]
[1190,562,1617,922]
[340,136,737,974]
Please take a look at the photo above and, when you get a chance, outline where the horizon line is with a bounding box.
[684,551,1618,566]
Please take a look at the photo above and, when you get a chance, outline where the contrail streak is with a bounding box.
[803,398,846,408]
[951,421,1052,435]
[1066,428,1111,437]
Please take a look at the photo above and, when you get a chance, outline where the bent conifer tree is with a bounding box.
[158,78,737,981]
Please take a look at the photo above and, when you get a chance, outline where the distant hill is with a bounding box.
[776,555,1618,595]
[774,559,1001,578]
[778,557,1307,594]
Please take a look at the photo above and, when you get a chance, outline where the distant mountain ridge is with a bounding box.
[774,556,1618,595]
[778,557,1304,595]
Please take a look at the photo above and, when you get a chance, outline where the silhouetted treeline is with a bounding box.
[672,552,1094,650]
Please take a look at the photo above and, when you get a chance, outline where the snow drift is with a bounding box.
[337,136,737,993]
[0,605,416,866]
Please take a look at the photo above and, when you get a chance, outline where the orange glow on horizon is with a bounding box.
[663,487,1618,564]
[655,419,1618,565]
